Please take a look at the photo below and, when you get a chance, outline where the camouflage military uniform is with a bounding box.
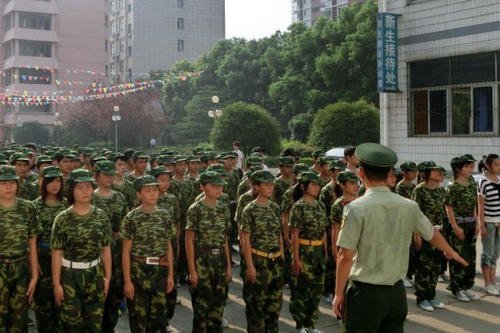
[396,180,417,280]
[32,197,67,333]
[51,206,112,332]
[445,177,477,294]
[288,199,327,330]
[0,199,39,332]
[396,180,415,199]
[91,191,128,332]
[240,200,283,333]
[236,176,251,199]
[319,182,338,298]
[121,207,176,332]
[272,177,293,212]
[186,199,230,333]
[412,183,446,303]
[281,184,297,285]
[112,178,137,209]
[224,170,239,244]
[18,178,38,201]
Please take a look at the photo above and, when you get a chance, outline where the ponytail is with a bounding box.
[292,182,307,203]
[478,154,499,173]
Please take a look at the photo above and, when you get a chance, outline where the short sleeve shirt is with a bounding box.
[32,197,67,244]
[0,199,39,257]
[240,200,281,252]
[120,207,176,257]
[186,199,229,248]
[289,199,327,240]
[51,206,112,262]
[338,186,434,285]
[91,190,128,232]
[157,193,181,222]
[411,183,446,226]
[235,190,257,225]
[395,180,415,199]
[445,177,477,218]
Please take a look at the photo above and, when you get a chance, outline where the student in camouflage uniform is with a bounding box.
[33,166,67,333]
[396,161,419,288]
[445,154,480,302]
[0,165,39,332]
[221,153,240,246]
[185,171,232,333]
[126,151,149,182]
[110,152,137,209]
[91,160,128,332]
[53,149,77,197]
[11,152,39,200]
[412,161,447,311]
[240,170,283,333]
[273,157,295,206]
[51,169,112,332]
[121,174,176,333]
[289,171,327,333]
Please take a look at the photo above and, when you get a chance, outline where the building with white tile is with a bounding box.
[379,0,500,167]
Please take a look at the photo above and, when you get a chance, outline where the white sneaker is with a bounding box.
[222,318,229,328]
[418,300,434,312]
[403,277,413,288]
[463,289,480,300]
[484,285,500,296]
[454,291,470,302]
[430,298,445,309]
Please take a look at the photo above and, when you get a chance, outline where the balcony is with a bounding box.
[3,0,59,16]
[3,55,59,70]
[3,28,59,43]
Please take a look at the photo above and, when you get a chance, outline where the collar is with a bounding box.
[365,186,391,194]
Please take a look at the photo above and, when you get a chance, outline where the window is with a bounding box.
[19,12,51,30]
[473,87,493,132]
[19,40,52,57]
[451,53,495,85]
[429,90,447,133]
[119,40,124,53]
[451,87,470,135]
[178,0,184,8]
[119,17,125,31]
[3,41,14,58]
[128,46,132,56]
[119,61,124,73]
[3,69,13,85]
[119,0,124,8]
[410,58,449,89]
[19,68,51,84]
[177,39,184,51]
[128,4,132,12]
[127,23,132,34]
[104,40,108,52]
[105,14,108,27]
[111,42,116,56]
[3,13,13,30]
[177,17,184,30]
[412,90,428,135]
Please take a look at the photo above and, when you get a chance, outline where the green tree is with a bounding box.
[288,112,314,142]
[308,99,379,148]
[212,102,281,155]
[14,121,50,145]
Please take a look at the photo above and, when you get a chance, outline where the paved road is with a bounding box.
[31,243,500,332]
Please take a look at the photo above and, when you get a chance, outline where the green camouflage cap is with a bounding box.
[150,154,159,162]
[355,143,398,167]
[36,155,53,167]
[134,174,159,191]
[311,149,325,158]
[328,159,346,171]
[122,148,135,159]
[0,159,8,165]
[160,148,176,156]
[9,152,30,165]
[246,165,263,181]
[292,163,310,175]
[245,155,263,166]
[192,147,204,155]
[94,160,117,175]
[200,151,218,162]
[40,166,63,178]
[298,171,321,184]
[206,164,229,177]
[187,155,201,163]
[174,155,187,163]
[250,170,275,184]
[68,169,94,183]
[150,166,173,178]
[460,154,476,162]
[108,152,126,162]
[336,170,359,183]
[158,154,175,165]
[199,170,227,186]
[132,151,149,160]
[0,165,19,181]
[317,156,329,166]
[278,156,295,166]
[400,161,417,172]
[417,161,440,172]
[90,155,106,166]
[82,147,95,157]
[220,151,237,159]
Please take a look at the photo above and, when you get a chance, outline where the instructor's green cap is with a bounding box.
[41,166,63,178]
[336,170,359,183]
[355,143,398,167]
[68,169,94,183]
[199,171,227,186]
[134,174,159,191]
[0,165,19,181]
[399,161,417,172]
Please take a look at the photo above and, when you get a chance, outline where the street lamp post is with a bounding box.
[208,95,223,140]
[112,105,121,152]
[53,112,62,145]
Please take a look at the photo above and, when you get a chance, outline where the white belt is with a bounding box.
[62,257,100,269]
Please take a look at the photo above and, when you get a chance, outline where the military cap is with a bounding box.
[158,155,175,165]
[311,149,325,158]
[221,151,237,159]
[90,155,106,167]
[54,149,77,160]
[150,154,159,162]
[355,143,398,167]
[200,151,218,162]
[134,174,159,191]
[82,147,95,157]
[399,161,417,172]
[122,148,135,159]
[250,170,275,184]
[192,147,204,155]
[279,156,295,166]
[246,165,263,180]
[41,166,63,178]
[245,155,263,166]
[0,159,8,166]
[160,148,176,156]
[94,160,117,175]
[0,165,19,181]
[68,169,94,183]
[328,159,346,171]
[317,156,329,166]
[199,170,227,186]
[460,154,476,162]
[292,163,310,175]
[297,171,321,184]
[150,166,173,178]
[9,152,30,165]
[417,161,440,172]
[174,155,187,163]
[36,155,53,167]
[206,164,229,177]
[187,155,201,163]
[108,152,126,162]
[132,151,149,160]
[337,170,359,183]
